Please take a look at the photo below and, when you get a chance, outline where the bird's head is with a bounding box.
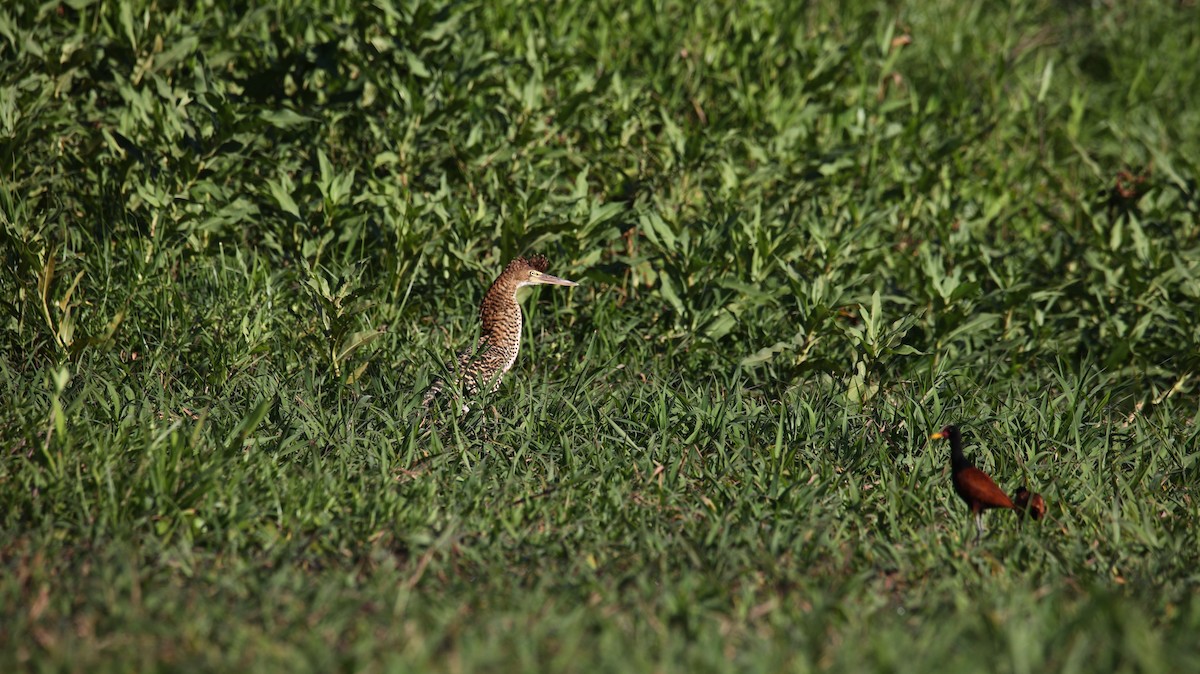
[505,255,579,289]
[929,424,960,443]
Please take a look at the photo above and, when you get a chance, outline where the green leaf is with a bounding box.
[406,51,432,78]
[658,273,685,316]
[259,109,316,128]
[120,0,136,50]
[336,329,385,366]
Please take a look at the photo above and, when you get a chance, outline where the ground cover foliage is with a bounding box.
[2,0,1199,671]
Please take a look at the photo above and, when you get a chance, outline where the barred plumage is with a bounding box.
[423,255,577,409]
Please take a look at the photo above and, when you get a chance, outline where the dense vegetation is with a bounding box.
[2,0,1198,671]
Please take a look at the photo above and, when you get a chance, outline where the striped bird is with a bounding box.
[423,255,577,409]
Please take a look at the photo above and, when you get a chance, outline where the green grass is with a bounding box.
[3,0,1200,671]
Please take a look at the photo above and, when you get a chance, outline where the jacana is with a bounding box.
[929,424,1014,541]
[1013,486,1047,521]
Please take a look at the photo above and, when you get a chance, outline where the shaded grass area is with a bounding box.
[2,0,1199,671]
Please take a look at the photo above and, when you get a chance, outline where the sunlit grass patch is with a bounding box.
[2,0,1199,671]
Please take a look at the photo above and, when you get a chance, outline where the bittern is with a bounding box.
[1012,486,1047,522]
[422,255,578,409]
[929,424,1015,541]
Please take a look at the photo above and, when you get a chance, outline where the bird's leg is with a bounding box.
[480,404,499,443]
[974,512,985,542]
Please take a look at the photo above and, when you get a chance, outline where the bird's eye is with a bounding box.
[529,270,540,277]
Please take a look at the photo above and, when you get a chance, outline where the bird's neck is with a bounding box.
[478,279,523,344]
[950,442,973,472]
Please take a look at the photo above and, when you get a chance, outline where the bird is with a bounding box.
[1012,486,1047,522]
[422,255,578,410]
[929,424,1015,541]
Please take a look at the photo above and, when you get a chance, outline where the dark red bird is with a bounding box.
[1013,487,1047,521]
[930,424,1014,540]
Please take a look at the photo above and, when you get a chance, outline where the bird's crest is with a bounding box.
[504,255,550,273]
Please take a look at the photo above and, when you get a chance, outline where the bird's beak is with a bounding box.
[929,431,945,440]
[535,273,579,287]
